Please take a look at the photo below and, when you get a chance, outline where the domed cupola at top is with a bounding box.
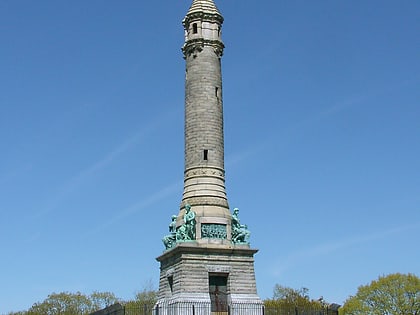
[182,0,224,58]
[186,0,222,17]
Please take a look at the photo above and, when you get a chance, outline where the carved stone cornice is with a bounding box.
[182,38,224,58]
[181,197,228,208]
[156,242,258,263]
[183,12,224,27]
[184,166,225,180]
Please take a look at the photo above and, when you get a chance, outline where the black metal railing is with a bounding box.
[91,303,339,315]
[263,305,338,315]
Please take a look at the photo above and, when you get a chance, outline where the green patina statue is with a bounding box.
[162,215,178,249]
[231,208,250,244]
[176,204,196,241]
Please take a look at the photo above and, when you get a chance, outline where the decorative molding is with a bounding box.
[185,166,225,179]
[181,197,229,208]
[182,40,204,58]
[182,39,224,58]
[183,12,224,27]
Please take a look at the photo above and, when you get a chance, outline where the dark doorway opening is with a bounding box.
[209,274,228,313]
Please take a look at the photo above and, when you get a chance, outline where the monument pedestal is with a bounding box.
[156,243,263,314]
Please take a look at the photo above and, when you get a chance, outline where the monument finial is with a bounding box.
[185,0,223,18]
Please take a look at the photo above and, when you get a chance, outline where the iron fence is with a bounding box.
[91,303,339,315]
[263,306,338,315]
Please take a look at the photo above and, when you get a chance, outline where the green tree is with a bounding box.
[18,291,120,315]
[124,280,158,309]
[273,285,310,303]
[264,284,324,311]
[340,273,420,315]
[132,289,158,305]
[26,292,93,315]
[89,291,120,310]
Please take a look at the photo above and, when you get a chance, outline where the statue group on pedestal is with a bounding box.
[162,205,250,250]
[231,208,251,244]
[176,204,196,241]
[162,215,177,249]
[162,204,196,250]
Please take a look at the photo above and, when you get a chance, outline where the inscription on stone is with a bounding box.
[206,265,231,273]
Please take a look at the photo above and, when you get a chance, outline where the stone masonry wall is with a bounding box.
[185,45,224,171]
[158,248,258,300]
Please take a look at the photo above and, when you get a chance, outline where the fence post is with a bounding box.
[192,304,195,315]
[228,305,231,315]
[262,304,265,315]
[295,306,298,315]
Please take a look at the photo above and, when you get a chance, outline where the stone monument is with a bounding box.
[156,1,263,313]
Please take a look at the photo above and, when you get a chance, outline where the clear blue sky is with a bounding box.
[1,0,419,313]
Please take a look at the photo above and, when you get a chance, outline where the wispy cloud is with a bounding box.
[271,222,420,276]
[225,96,360,169]
[34,109,176,218]
[228,77,418,168]
[83,180,182,237]
[276,76,419,145]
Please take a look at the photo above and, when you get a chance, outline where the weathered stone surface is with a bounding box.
[180,0,229,223]
[156,1,262,311]
[157,245,262,307]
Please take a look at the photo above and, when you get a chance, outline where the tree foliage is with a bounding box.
[273,284,310,303]
[26,292,92,315]
[264,284,325,310]
[90,291,120,310]
[8,291,120,315]
[124,281,158,309]
[5,282,159,315]
[340,273,420,315]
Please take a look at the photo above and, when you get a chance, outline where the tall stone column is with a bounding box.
[179,0,231,237]
[156,1,263,313]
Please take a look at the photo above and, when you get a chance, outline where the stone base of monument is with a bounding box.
[156,243,263,315]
